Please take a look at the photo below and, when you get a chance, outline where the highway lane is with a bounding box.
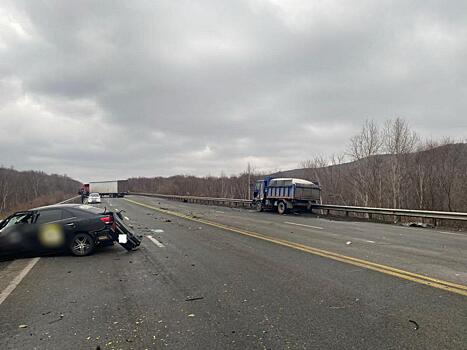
[0,197,465,349]
[127,195,467,286]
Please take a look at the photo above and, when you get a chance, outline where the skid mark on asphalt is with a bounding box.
[0,258,40,305]
[437,231,465,237]
[146,235,165,248]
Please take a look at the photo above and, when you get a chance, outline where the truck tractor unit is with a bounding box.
[252,177,321,214]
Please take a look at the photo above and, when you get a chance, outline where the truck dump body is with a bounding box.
[267,178,321,202]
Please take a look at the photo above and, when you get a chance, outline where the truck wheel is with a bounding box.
[255,202,263,212]
[277,201,287,215]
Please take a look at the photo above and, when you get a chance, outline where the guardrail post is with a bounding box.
[345,211,349,217]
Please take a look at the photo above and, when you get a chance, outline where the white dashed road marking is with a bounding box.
[0,258,40,305]
[284,221,324,230]
[146,235,165,248]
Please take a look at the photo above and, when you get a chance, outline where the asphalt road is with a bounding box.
[0,196,466,349]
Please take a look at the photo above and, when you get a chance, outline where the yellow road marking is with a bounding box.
[125,198,467,297]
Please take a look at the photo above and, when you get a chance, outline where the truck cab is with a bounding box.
[253,177,272,201]
[78,184,90,196]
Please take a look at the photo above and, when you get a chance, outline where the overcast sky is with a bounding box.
[1,0,466,181]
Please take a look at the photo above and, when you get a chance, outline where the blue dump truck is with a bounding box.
[252,177,322,214]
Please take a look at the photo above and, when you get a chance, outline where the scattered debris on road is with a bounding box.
[401,222,434,228]
[49,313,64,324]
[409,319,420,330]
[18,324,28,329]
[185,296,204,302]
[346,241,352,245]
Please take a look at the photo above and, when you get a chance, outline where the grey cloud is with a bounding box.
[1,0,466,181]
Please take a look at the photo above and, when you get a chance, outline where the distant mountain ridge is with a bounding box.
[272,143,467,212]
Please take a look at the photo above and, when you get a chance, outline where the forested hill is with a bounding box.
[0,167,80,217]
[273,143,467,212]
[129,143,467,213]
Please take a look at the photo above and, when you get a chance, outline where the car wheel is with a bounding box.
[70,233,95,256]
[277,201,287,215]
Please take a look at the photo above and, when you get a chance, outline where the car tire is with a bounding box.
[277,201,287,215]
[70,232,95,256]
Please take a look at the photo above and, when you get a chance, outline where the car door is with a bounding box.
[34,209,68,252]
[59,209,84,244]
[0,212,36,259]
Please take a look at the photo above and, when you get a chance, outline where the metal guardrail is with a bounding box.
[131,192,252,208]
[129,192,467,223]
[316,204,467,222]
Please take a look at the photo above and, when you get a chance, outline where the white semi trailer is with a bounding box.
[88,180,129,198]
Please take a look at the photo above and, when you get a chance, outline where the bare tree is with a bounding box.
[435,141,464,211]
[383,118,418,208]
[299,155,328,186]
[347,119,383,207]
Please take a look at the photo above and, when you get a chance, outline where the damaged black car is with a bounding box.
[0,204,141,260]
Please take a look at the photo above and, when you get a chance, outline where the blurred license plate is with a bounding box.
[118,234,127,243]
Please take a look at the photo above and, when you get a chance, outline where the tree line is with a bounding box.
[129,118,467,213]
[290,118,467,212]
[128,173,264,200]
[0,167,79,218]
